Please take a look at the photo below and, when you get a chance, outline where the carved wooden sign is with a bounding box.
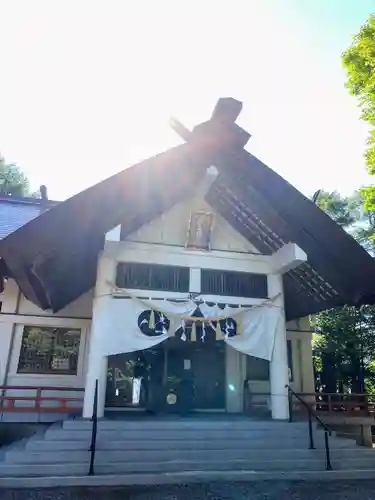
[186,211,215,250]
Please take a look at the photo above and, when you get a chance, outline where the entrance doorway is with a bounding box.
[105,339,226,413]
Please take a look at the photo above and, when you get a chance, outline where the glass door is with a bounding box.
[192,341,226,409]
[106,348,165,408]
[105,340,226,412]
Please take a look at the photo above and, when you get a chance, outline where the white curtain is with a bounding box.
[101,298,169,355]
[226,306,281,361]
[100,294,282,361]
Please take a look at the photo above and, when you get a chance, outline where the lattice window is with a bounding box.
[17,326,81,375]
[116,263,190,293]
[201,269,268,298]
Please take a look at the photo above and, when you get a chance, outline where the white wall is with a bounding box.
[285,317,314,392]
[18,290,93,318]
[230,323,313,412]
[1,280,93,318]
[0,280,92,421]
[105,241,272,277]
[226,345,244,413]
[126,199,260,254]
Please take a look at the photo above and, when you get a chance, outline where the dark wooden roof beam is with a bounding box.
[286,268,324,300]
[211,197,274,254]
[306,265,339,295]
[215,182,288,245]
[232,148,375,296]
[291,265,337,300]
[211,155,357,298]
[213,186,285,249]
[213,193,279,252]
[214,174,294,246]
[216,182,339,303]
[236,200,284,245]
[289,266,337,302]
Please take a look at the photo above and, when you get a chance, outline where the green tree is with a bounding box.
[315,189,375,253]
[314,306,375,393]
[342,14,375,213]
[0,154,30,196]
[348,190,375,253]
[315,190,359,227]
[313,191,375,393]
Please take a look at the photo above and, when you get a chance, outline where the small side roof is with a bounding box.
[0,196,58,239]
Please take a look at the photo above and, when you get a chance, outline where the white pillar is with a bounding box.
[225,345,243,413]
[82,354,108,419]
[82,254,115,418]
[300,333,315,393]
[268,273,290,420]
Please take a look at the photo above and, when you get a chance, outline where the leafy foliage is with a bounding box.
[314,306,375,393]
[0,154,29,196]
[342,14,375,211]
[315,190,359,227]
[315,190,375,252]
[313,191,375,393]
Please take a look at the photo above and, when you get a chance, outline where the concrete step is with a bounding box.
[63,419,310,431]
[76,458,336,474]
[6,447,375,464]
[1,457,375,478]
[92,457,375,474]
[1,416,371,482]
[45,427,329,441]
[4,469,375,487]
[90,448,375,463]
[25,436,358,451]
[0,462,87,477]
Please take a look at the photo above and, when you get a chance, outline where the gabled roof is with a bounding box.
[0,196,58,239]
[1,97,375,320]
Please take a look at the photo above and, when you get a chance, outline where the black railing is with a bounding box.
[286,384,332,471]
[88,379,99,476]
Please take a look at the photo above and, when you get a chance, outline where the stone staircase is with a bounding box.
[0,416,375,485]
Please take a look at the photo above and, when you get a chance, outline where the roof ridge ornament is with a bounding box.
[169,97,251,150]
[211,97,243,124]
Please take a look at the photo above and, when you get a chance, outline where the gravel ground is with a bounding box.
[2,481,375,500]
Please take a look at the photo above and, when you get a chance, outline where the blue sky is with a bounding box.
[0,0,374,200]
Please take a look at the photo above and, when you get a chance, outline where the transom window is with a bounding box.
[201,269,268,298]
[116,263,189,293]
[17,326,81,375]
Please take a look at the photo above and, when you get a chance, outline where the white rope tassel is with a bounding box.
[191,321,197,342]
[215,321,222,340]
[224,320,229,340]
[201,322,206,342]
[181,320,187,341]
[148,310,156,329]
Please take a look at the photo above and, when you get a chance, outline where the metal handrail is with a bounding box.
[287,387,332,432]
[286,384,332,471]
[88,379,99,476]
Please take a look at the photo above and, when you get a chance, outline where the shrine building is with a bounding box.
[0,97,374,422]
